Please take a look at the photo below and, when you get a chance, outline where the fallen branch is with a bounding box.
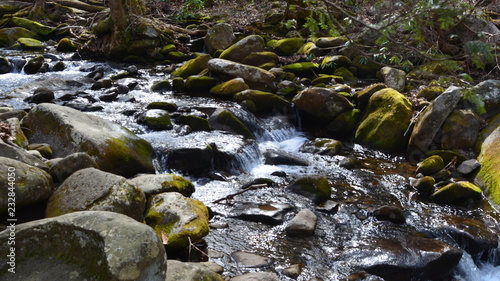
[55,0,106,13]
[212,183,269,204]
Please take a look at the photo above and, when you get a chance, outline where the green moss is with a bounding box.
[100,137,155,177]
[147,102,178,112]
[413,176,436,194]
[233,90,290,114]
[17,37,45,50]
[209,78,249,98]
[11,17,55,37]
[161,175,195,197]
[0,27,41,47]
[177,115,211,132]
[56,38,78,52]
[159,44,177,56]
[216,110,255,139]
[150,80,172,92]
[281,62,319,76]
[327,108,361,134]
[273,37,305,56]
[416,155,445,176]
[312,75,344,85]
[241,51,279,66]
[416,86,445,101]
[431,181,482,204]
[185,75,219,93]
[171,54,211,78]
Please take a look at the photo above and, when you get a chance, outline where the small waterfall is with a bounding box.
[455,249,500,280]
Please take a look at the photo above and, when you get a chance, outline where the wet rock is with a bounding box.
[24,87,55,104]
[379,66,406,92]
[137,109,172,131]
[23,55,44,74]
[285,208,318,236]
[209,108,255,139]
[146,101,178,112]
[299,138,342,156]
[408,86,463,162]
[355,88,412,153]
[46,168,146,221]
[177,115,211,132]
[166,145,214,174]
[241,51,279,67]
[416,155,445,176]
[293,87,353,123]
[354,83,387,110]
[145,192,210,250]
[219,35,265,62]
[0,157,52,215]
[185,75,219,93]
[320,55,351,73]
[282,62,319,76]
[129,173,195,197]
[373,206,405,224]
[56,37,78,52]
[0,211,167,281]
[311,75,344,86]
[91,78,112,90]
[431,181,482,204]
[327,108,361,134]
[0,27,41,47]
[17,37,45,51]
[166,260,224,281]
[283,263,303,279]
[264,149,309,166]
[0,109,26,121]
[204,23,235,55]
[234,89,290,114]
[232,202,293,225]
[273,37,305,56]
[22,103,155,177]
[412,176,436,194]
[231,251,273,268]
[209,77,249,99]
[171,54,211,78]
[467,80,500,118]
[441,109,480,149]
[47,152,99,183]
[0,142,48,170]
[456,159,480,175]
[286,176,331,204]
[150,80,172,92]
[208,58,275,90]
[0,57,12,74]
[230,272,280,281]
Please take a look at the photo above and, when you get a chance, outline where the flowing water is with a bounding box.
[1,51,499,280]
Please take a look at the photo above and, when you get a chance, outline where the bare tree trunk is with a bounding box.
[108,0,146,46]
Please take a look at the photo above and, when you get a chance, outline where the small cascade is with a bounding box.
[455,250,500,280]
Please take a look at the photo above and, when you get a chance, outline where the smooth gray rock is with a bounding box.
[230,272,280,281]
[292,87,353,123]
[231,251,272,268]
[0,211,167,281]
[208,58,275,90]
[285,208,318,236]
[204,23,235,55]
[166,260,224,281]
[0,142,48,170]
[457,159,480,175]
[379,66,406,92]
[47,152,99,182]
[129,173,195,197]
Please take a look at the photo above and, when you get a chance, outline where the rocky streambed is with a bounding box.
[0,27,500,281]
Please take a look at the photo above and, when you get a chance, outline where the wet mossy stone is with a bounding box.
[273,37,305,56]
[21,103,155,177]
[312,75,344,85]
[171,54,211,78]
[299,138,342,156]
[147,102,178,112]
[0,27,41,47]
[286,176,331,204]
[320,55,352,73]
[137,109,172,131]
[177,115,211,132]
[355,83,387,109]
[166,51,189,63]
[56,38,78,52]
[233,89,290,114]
[431,181,482,204]
[172,77,185,93]
[159,44,177,56]
[297,41,318,56]
[0,157,52,215]
[46,168,147,221]
[355,88,412,153]
[0,211,167,281]
[23,55,44,74]
[282,62,319,76]
[0,56,12,74]
[130,174,195,197]
[327,108,361,134]
[416,86,445,101]
[166,144,214,175]
[241,51,279,67]
[219,35,265,62]
[10,17,55,37]
[413,176,436,194]
[145,192,210,250]
[185,75,219,93]
[209,78,249,99]
[209,109,255,139]
[333,67,357,83]
[292,87,353,123]
[17,37,45,51]
[373,206,406,224]
[441,109,481,150]
[416,155,445,176]
[151,80,172,92]
[475,115,500,205]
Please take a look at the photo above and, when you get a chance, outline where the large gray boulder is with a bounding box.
[204,23,235,55]
[0,157,53,215]
[0,211,167,281]
[292,87,353,123]
[46,168,146,221]
[208,58,275,90]
[166,260,224,281]
[219,35,265,62]
[467,80,500,118]
[21,103,155,177]
[0,142,48,171]
[407,86,463,162]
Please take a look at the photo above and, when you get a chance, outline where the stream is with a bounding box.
[1,50,499,280]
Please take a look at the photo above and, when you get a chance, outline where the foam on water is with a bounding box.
[455,251,500,281]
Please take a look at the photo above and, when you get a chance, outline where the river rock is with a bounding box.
[129,173,195,197]
[4,117,29,148]
[231,251,272,268]
[282,62,319,76]
[219,35,265,62]
[0,109,27,121]
[264,149,309,166]
[166,144,214,175]
[0,211,167,281]
[407,86,463,162]
[285,208,318,236]
[299,138,342,156]
[0,157,52,215]
[327,108,361,134]
[286,176,331,204]
[355,88,412,153]
[431,181,482,204]
[354,83,387,110]
[379,66,406,92]
[166,260,224,281]
[0,142,49,171]
[232,202,293,225]
[150,80,171,92]
[137,109,172,131]
[416,86,445,101]
[0,56,12,73]
[241,51,279,67]
[292,87,353,123]
[23,55,45,74]
[171,54,211,78]
[208,58,275,90]
[467,80,500,118]
[373,206,405,224]
[0,27,41,47]
[456,159,480,175]
[273,37,305,56]
[24,87,55,104]
[46,168,146,220]
[21,103,155,177]
[412,176,436,194]
[145,192,210,250]
[185,75,219,93]
[204,23,235,55]
[441,109,480,149]
[17,37,45,51]
[209,108,255,139]
[56,37,78,52]
[234,89,290,114]
[320,55,351,73]
[230,272,280,281]
[177,115,211,132]
[416,155,445,176]
[209,78,249,99]
[10,16,55,36]
[47,152,99,182]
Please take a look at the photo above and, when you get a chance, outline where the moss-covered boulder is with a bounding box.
[0,1,29,15]
[21,103,155,177]
[333,67,357,83]
[286,176,331,204]
[282,62,319,76]
[129,174,195,197]
[431,181,482,204]
[23,55,45,74]
[137,109,172,131]
[0,157,52,215]
[0,27,41,47]
[241,51,279,67]
[56,37,78,52]
[185,75,219,93]
[0,211,167,281]
[10,17,55,37]
[352,55,383,78]
[209,78,249,99]
[311,75,344,85]
[171,54,211,78]
[327,108,361,134]
[209,108,255,139]
[17,37,45,51]
[413,176,436,194]
[204,23,235,55]
[320,55,351,72]
[46,168,146,221]
[379,66,406,93]
[355,88,412,152]
[208,58,275,90]
[416,86,445,101]
[145,192,210,250]
[219,35,265,62]
[147,101,178,112]
[273,37,305,56]
[234,89,290,114]
[355,83,387,109]
[299,138,342,156]
[475,113,500,205]
[177,115,211,132]
[292,87,353,123]
[441,109,480,150]
[165,51,189,63]
[415,155,445,176]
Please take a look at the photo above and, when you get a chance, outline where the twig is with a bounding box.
[187,237,209,262]
[212,183,269,204]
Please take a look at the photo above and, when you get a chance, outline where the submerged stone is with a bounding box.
[286,176,331,204]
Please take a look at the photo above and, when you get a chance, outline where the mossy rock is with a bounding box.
[209,78,249,99]
[373,206,405,224]
[0,2,28,15]
[299,138,342,156]
[292,87,353,123]
[355,88,412,152]
[171,54,211,78]
[320,56,352,73]
[286,176,331,204]
[17,37,45,51]
[210,109,255,139]
[0,27,41,47]
[151,80,172,92]
[56,38,78,52]
[327,108,361,134]
[185,75,219,93]
[147,102,178,112]
[159,44,177,56]
[416,86,445,101]
[315,36,348,48]
[408,60,464,79]
[333,67,357,83]
[145,192,210,250]
[355,83,387,109]
[273,37,305,56]
[172,77,185,92]
[166,51,189,63]
[10,17,55,37]
[138,109,172,131]
[431,181,482,204]
[233,89,290,114]
[23,55,45,74]
[352,56,383,78]
[312,75,344,85]
[219,35,265,62]
[475,114,500,205]
[130,174,195,197]
[282,62,319,76]
[441,109,481,150]
[297,42,318,56]
[127,39,161,56]
[241,52,279,67]
[416,155,445,176]
[413,176,436,194]
[177,115,211,132]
